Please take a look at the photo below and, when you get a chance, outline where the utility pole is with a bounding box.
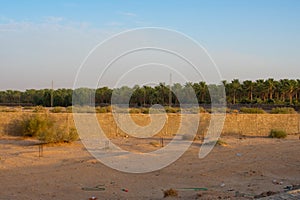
[51,80,54,107]
[168,73,172,107]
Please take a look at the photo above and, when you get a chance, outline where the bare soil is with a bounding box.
[0,135,299,200]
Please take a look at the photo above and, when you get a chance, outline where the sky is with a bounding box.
[0,0,299,90]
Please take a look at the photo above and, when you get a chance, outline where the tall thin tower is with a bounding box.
[168,73,172,107]
[51,80,54,107]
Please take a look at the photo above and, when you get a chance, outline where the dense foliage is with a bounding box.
[1,79,300,107]
[19,114,78,143]
[269,129,287,139]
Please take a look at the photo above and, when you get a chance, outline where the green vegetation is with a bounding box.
[0,79,299,107]
[164,106,180,113]
[203,139,227,146]
[216,139,227,146]
[19,114,78,143]
[240,107,266,114]
[269,129,287,139]
[270,107,296,114]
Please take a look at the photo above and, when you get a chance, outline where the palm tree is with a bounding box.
[284,79,297,105]
[295,79,300,104]
[265,78,276,100]
[231,79,241,104]
[255,79,268,102]
[243,80,254,102]
[194,81,208,103]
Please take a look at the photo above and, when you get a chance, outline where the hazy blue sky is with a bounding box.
[0,0,299,90]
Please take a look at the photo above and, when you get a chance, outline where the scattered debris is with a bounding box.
[220,183,225,187]
[163,188,178,198]
[89,197,98,200]
[272,179,283,185]
[82,184,105,191]
[121,188,128,192]
[236,153,242,157]
[235,191,256,198]
[177,187,208,191]
[235,191,245,197]
[284,184,300,191]
[254,191,279,198]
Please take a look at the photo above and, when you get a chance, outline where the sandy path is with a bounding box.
[0,136,299,199]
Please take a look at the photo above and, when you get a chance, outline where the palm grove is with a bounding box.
[0,79,300,107]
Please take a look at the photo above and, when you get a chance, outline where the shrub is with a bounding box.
[203,139,227,146]
[163,188,178,198]
[240,107,265,114]
[206,107,227,113]
[50,106,65,113]
[269,129,287,139]
[66,106,73,113]
[216,139,227,146]
[21,115,53,137]
[33,106,46,113]
[199,106,206,113]
[165,106,180,113]
[141,108,150,114]
[106,106,112,113]
[270,107,296,114]
[72,106,95,113]
[20,114,78,143]
[129,108,141,114]
[38,126,78,144]
[96,106,108,113]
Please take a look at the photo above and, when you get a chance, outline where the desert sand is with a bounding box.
[0,135,300,200]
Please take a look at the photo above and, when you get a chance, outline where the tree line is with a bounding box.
[0,78,300,107]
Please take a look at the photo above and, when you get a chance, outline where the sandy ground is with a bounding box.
[0,135,299,200]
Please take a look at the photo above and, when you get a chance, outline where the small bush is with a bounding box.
[270,107,296,114]
[240,107,265,114]
[216,139,227,146]
[38,126,78,144]
[165,106,180,113]
[19,114,78,143]
[163,188,178,198]
[129,108,141,114]
[33,106,46,113]
[72,106,95,113]
[50,106,65,113]
[96,106,108,113]
[199,106,207,113]
[206,107,227,113]
[106,106,112,113]
[66,106,73,113]
[21,115,53,137]
[141,108,150,114]
[203,139,227,146]
[269,129,287,139]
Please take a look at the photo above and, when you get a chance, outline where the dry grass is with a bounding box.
[163,188,178,198]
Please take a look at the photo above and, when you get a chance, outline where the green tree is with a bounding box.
[243,80,254,102]
[230,79,241,104]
